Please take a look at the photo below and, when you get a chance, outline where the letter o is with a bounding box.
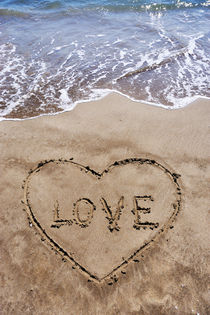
[73,198,96,228]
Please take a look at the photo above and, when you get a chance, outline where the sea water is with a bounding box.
[0,0,209,119]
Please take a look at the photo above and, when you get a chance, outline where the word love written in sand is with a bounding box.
[23,158,181,283]
[52,195,159,231]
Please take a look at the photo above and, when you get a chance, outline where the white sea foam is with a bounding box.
[0,2,209,121]
[0,33,209,119]
[47,44,69,55]
[59,88,73,109]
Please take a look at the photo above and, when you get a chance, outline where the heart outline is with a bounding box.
[23,158,182,284]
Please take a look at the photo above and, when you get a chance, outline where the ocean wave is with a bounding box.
[0,8,30,17]
[0,0,209,17]
[78,2,210,13]
[0,0,209,119]
[0,29,209,119]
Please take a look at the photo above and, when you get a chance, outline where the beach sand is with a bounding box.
[0,92,209,314]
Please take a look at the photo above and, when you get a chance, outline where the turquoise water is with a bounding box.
[0,0,209,118]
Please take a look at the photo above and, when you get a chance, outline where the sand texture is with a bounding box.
[0,93,209,314]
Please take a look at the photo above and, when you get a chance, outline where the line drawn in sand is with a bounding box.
[22,157,182,285]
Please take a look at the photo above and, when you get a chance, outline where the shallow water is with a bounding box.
[0,0,209,119]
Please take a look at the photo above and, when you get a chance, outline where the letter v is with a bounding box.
[100,196,124,232]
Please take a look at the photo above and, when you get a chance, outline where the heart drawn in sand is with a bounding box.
[23,158,181,284]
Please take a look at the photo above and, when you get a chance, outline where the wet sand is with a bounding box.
[0,93,209,314]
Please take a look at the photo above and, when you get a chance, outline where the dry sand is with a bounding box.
[0,93,209,314]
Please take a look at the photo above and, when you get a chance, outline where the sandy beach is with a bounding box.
[0,92,209,314]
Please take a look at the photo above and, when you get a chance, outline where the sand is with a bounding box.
[0,93,209,314]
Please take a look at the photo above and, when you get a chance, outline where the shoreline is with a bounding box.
[1,90,210,122]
